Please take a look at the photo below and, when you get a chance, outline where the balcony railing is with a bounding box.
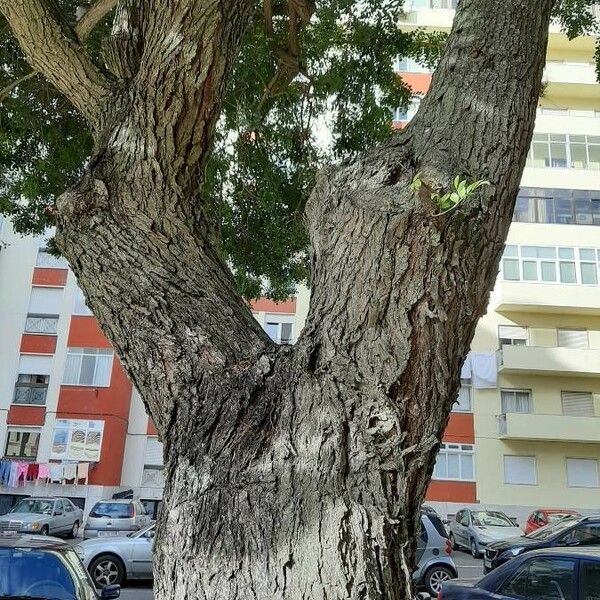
[25,315,58,335]
[13,385,48,406]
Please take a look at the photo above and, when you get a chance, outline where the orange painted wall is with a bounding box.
[7,406,46,426]
[32,268,68,287]
[59,316,133,486]
[400,72,432,95]
[443,413,475,444]
[20,334,57,354]
[426,481,477,503]
[147,420,157,436]
[67,316,112,348]
[250,298,296,314]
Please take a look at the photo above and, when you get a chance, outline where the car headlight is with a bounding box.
[23,522,41,531]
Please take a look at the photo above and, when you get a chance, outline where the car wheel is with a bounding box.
[89,554,125,588]
[425,565,454,596]
[40,525,49,536]
[449,533,458,550]
[68,521,79,539]
[470,539,480,558]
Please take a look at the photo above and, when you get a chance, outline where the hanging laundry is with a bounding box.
[37,463,50,481]
[16,463,28,485]
[63,463,77,481]
[76,463,89,484]
[470,352,498,389]
[26,463,39,481]
[49,463,64,483]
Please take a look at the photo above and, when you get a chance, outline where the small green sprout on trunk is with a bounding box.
[411,173,490,216]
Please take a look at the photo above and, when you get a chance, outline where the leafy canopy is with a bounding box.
[0,0,598,299]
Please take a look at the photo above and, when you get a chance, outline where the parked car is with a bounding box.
[0,532,120,599]
[440,547,600,599]
[449,509,522,558]
[422,505,439,517]
[84,499,151,539]
[77,523,155,587]
[484,514,600,572]
[0,496,83,538]
[414,511,458,596]
[523,508,581,534]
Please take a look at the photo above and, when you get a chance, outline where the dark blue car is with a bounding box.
[440,547,600,599]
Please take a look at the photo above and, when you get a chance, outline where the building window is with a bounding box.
[36,248,67,269]
[561,391,595,417]
[63,348,114,387]
[51,419,104,461]
[566,458,599,488]
[453,380,472,412]
[28,286,63,316]
[527,133,600,170]
[13,374,49,406]
[498,325,528,346]
[142,437,165,488]
[557,329,589,349]
[264,319,294,345]
[73,287,93,316]
[501,245,600,285]
[514,188,600,226]
[24,314,59,335]
[501,389,532,414]
[504,455,537,485]
[433,444,474,481]
[4,429,40,460]
[393,98,421,124]
[395,56,431,73]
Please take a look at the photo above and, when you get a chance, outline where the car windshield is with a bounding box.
[129,523,155,538]
[0,546,89,599]
[472,511,514,527]
[10,500,54,515]
[547,512,577,523]
[526,517,578,540]
[89,502,132,519]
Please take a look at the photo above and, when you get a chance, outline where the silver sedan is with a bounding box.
[0,497,83,538]
[76,523,155,587]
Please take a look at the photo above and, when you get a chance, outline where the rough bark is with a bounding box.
[0,0,555,598]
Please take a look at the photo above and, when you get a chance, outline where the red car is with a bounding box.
[523,508,581,534]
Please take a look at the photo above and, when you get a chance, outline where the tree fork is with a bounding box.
[0,0,556,598]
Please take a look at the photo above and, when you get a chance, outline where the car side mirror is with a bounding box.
[54,509,63,516]
[101,584,121,599]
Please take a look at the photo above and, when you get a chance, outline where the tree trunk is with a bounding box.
[0,0,556,598]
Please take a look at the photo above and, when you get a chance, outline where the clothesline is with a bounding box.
[0,459,90,487]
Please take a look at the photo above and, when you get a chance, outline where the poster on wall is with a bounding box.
[51,420,105,461]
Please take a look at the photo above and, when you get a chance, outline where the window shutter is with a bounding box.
[144,438,164,467]
[18,354,53,376]
[504,456,537,485]
[28,287,63,315]
[566,458,599,488]
[499,326,527,341]
[561,392,594,416]
[558,329,589,349]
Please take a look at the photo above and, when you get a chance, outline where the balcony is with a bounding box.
[13,385,48,406]
[498,412,600,443]
[497,344,600,378]
[496,281,600,315]
[24,315,59,335]
[544,62,597,87]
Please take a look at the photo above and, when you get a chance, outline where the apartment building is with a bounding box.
[398,1,600,517]
[0,216,306,516]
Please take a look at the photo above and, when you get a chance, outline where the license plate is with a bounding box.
[98,531,121,537]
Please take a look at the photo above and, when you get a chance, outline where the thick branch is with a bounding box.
[75,0,118,41]
[0,0,111,122]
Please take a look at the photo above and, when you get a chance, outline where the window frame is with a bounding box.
[62,348,114,387]
[4,428,41,461]
[500,389,532,415]
[433,443,475,482]
[504,455,538,486]
[566,457,600,489]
